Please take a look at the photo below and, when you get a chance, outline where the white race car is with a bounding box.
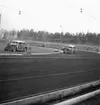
[61,44,76,54]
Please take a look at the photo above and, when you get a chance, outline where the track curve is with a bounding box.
[0,50,100,103]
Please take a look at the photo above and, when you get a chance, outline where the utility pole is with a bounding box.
[80,8,83,13]
[19,10,21,15]
[80,8,98,51]
[0,5,21,40]
[0,5,22,15]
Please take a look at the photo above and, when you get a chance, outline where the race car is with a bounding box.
[61,44,76,54]
[4,40,29,52]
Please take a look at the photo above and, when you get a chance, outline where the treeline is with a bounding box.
[0,29,17,40]
[1,29,100,45]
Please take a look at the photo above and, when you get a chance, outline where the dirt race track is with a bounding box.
[0,40,100,104]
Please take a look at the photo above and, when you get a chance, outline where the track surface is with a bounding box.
[0,51,100,103]
[0,40,100,104]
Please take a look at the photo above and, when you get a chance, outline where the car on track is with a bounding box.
[40,44,45,47]
[4,40,29,52]
[61,44,76,54]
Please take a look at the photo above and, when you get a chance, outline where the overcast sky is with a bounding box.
[0,0,100,33]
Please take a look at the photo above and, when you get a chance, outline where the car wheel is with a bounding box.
[4,48,7,51]
[73,51,75,54]
[24,47,27,52]
[62,49,65,53]
[12,47,16,52]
